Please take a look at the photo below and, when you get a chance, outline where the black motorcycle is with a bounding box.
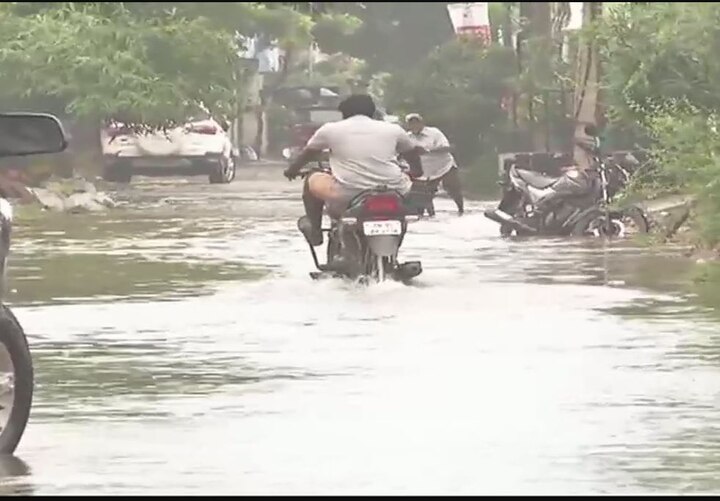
[484,126,648,238]
[295,169,423,284]
[0,112,68,454]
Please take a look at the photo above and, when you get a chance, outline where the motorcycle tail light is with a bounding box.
[363,195,401,214]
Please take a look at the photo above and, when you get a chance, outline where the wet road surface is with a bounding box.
[0,165,719,494]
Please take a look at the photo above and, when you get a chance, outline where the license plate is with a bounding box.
[131,158,187,168]
[363,220,402,236]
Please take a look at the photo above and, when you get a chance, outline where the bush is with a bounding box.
[597,2,720,245]
[460,153,503,199]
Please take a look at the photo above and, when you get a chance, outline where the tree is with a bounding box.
[0,2,330,173]
[311,2,455,76]
[596,2,720,245]
[384,39,516,163]
[0,2,321,127]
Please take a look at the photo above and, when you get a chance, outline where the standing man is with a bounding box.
[405,113,464,215]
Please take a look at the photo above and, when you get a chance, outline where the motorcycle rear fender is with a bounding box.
[509,167,555,205]
[365,235,401,258]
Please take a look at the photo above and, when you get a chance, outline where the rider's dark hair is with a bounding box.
[338,94,376,119]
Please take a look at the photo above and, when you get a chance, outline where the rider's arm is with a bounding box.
[287,148,322,175]
[401,148,424,178]
[396,128,424,178]
[430,145,454,154]
[285,125,330,177]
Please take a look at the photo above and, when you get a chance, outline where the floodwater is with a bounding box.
[1,165,719,495]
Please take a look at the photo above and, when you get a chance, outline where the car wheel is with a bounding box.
[102,162,132,184]
[0,304,33,455]
[208,156,235,184]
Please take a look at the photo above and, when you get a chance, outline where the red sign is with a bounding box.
[447,3,491,44]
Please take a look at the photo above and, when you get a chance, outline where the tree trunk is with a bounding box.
[520,2,553,152]
[572,2,602,169]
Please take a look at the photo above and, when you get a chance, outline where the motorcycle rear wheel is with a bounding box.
[366,254,395,283]
[571,207,649,237]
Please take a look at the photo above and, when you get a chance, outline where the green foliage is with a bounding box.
[311,12,363,55]
[599,2,720,124]
[0,2,322,128]
[461,152,503,198]
[313,2,454,75]
[285,53,366,89]
[384,39,516,162]
[642,109,720,245]
[597,2,720,245]
[0,5,237,126]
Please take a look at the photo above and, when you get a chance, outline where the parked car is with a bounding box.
[281,106,343,160]
[101,113,238,184]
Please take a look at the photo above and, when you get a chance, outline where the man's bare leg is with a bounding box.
[426,178,441,217]
[441,167,465,215]
[299,172,341,246]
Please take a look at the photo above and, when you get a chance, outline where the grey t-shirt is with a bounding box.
[306,115,417,193]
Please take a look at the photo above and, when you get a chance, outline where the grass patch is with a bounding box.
[460,153,501,200]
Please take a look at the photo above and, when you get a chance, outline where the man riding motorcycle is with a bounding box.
[283,94,424,246]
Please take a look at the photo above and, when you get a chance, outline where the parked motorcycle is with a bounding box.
[295,168,423,284]
[484,126,648,238]
[0,112,68,454]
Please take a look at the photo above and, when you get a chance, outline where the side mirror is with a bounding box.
[0,113,68,158]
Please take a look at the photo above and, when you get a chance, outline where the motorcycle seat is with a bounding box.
[515,168,560,189]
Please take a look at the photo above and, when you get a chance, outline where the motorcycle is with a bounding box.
[295,167,423,284]
[0,112,68,454]
[484,125,649,238]
[397,156,436,217]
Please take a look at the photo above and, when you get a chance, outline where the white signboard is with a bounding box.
[446,3,491,43]
[236,34,284,74]
[565,2,584,31]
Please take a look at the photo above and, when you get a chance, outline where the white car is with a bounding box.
[101,115,237,184]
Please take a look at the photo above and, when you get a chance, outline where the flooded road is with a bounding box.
[1,165,719,494]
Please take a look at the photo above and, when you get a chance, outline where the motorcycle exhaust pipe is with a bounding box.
[483,209,538,234]
[396,261,422,280]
